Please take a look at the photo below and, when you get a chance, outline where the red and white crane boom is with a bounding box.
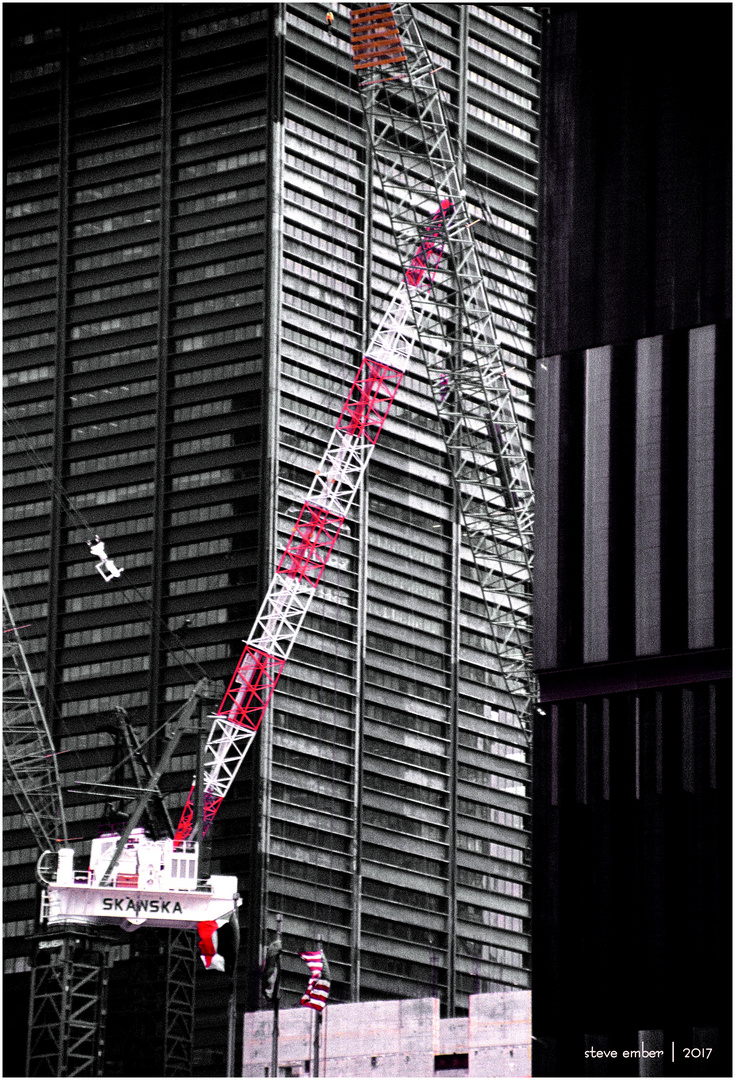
[174,201,456,844]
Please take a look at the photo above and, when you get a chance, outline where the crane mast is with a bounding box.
[350,3,536,733]
[174,202,456,845]
[3,589,68,851]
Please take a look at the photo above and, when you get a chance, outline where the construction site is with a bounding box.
[4,4,537,1075]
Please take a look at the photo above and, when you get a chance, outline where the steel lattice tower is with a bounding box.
[351,3,536,733]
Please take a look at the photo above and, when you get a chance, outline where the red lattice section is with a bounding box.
[351,5,406,71]
[174,787,225,845]
[277,504,345,587]
[336,357,403,444]
[405,199,455,289]
[218,645,285,733]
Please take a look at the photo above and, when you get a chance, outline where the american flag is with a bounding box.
[299,949,330,1012]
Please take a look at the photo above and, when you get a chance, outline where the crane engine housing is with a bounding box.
[39,828,240,932]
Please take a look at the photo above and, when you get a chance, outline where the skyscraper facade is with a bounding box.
[4,4,540,1073]
[532,5,731,1076]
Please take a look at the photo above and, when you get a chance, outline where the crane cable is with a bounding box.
[3,405,210,684]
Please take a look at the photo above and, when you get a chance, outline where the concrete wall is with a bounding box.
[242,991,531,1078]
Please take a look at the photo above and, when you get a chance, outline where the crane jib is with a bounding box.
[172,196,455,846]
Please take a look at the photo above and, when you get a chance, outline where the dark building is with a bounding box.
[3,4,540,1075]
[532,5,731,1076]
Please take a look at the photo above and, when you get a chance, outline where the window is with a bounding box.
[4,332,55,354]
[4,500,51,520]
[169,537,231,559]
[168,573,230,596]
[73,242,158,272]
[4,569,49,589]
[4,229,56,253]
[70,310,157,339]
[469,37,533,77]
[65,588,151,613]
[71,482,154,508]
[62,656,150,681]
[69,379,156,406]
[169,504,235,526]
[73,277,158,306]
[457,798,524,831]
[457,866,524,898]
[177,149,266,181]
[179,9,266,39]
[435,1054,469,1073]
[458,938,526,967]
[173,326,261,355]
[176,188,254,216]
[176,114,265,147]
[73,174,159,204]
[78,37,160,65]
[457,762,527,796]
[63,622,148,648]
[75,141,159,171]
[3,365,53,388]
[7,163,57,185]
[70,414,155,441]
[175,220,261,252]
[457,901,524,934]
[6,197,58,219]
[4,399,54,420]
[70,343,157,375]
[174,290,261,319]
[4,264,55,286]
[72,208,160,237]
[457,833,525,864]
[69,447,154,475]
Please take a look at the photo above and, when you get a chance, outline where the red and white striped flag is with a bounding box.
[300,949,330,1012]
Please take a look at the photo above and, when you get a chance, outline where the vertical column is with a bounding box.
[148,5,173,736]
[44,16,71,729]
[583,346,611,662]
[350,113,375,1004]
[687,324,716,650]
[634,336,663,656]
[255,0,286,1014]
[532,357,561,670]
[445,4,469,1019]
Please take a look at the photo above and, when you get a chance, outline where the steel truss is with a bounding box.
[162,928,197,1077]
[26,930,114,1077]
[350,3,535,733]
[175,212,451,844]
[3,589,68,849]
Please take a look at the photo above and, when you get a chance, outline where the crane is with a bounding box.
[3,610,229,1076]
[172,195,457,848]
[3,589,69,853]
[350,3,536,735]
[26,167,456,1079]
[15,8,536,1069]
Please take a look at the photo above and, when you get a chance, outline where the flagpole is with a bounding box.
[312,934,322,1078]
[270,914,281,1079]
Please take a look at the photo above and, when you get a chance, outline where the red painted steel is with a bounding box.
[173,646,285,845]
[277,503,345,587]
[174,788,224,844]
[219,645,286,732]
[336,357,404,443]
[405,198,455,289]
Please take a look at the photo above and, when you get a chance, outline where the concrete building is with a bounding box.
[242,992,531,1077]
[3,4,539,1075]
[532,5,731,1077]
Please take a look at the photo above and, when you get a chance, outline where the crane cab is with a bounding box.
[40,828,240,932]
